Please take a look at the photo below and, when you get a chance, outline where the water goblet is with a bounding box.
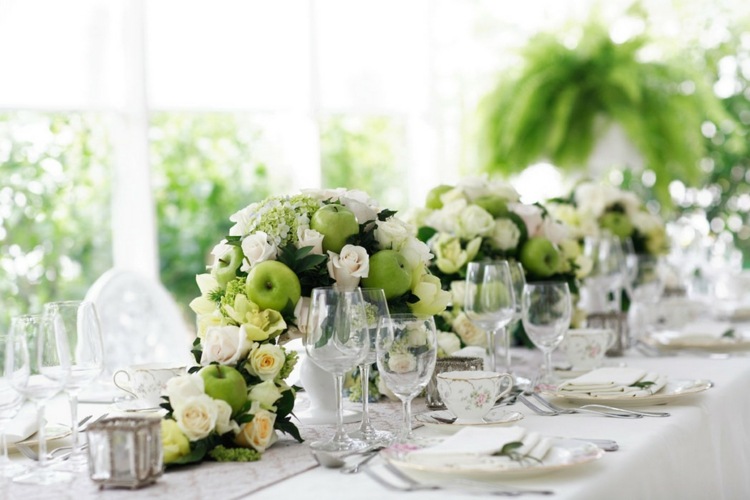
[583,234,626,313]
[375,314,437,443]
[43,300,104,470]
[521,282,572,389]
[0,332,27,477]
[304,287,369,453]
[464,260,515,372]
[6,314,73,485]
[347,288,393,446]
[505,260,530,387]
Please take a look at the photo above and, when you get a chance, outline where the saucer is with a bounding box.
[114,398,163,412]
[415,408,524,430]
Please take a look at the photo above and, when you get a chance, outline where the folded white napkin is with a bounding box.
[677,320,734,340]
[409,426,552,464]
[557,367,667,397]
[5,402,38,444]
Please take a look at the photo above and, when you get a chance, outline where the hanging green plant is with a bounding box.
[478,20,729,206]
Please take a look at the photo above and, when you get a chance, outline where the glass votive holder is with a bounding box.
[426,356,484,409]
[86,416,163,489]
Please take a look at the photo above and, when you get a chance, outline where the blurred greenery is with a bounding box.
[0,112,113,333]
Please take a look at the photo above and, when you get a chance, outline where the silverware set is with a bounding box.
[518,392,670,418]
[15,413,109,462]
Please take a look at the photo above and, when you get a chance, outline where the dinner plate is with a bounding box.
[381,437,603,478]
[13,424,71,448]
[645,332,750,353]
[542,378,713,406]
[415,408,524,429]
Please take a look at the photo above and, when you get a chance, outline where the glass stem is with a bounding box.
[36,402,48,469]
[401,397,412,439]
[0,427,8,464]
[544,350,553,384]
[358,363,372,433]
[332,373,347,443]
[486,329,497,372]
[69,392,80,456]
[499,326,511,374]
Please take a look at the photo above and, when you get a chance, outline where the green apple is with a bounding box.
[599,212,634,239]
[361,249,412,299]
[245,260,301,313]
[519,237,561,278]
[212,246,244,287]
[199,365,248,415]
[474,195,508,217]
[425,185,453,209]
[310,204,360,253]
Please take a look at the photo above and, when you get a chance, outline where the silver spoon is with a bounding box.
[339,450,379,474]
[311,446,383,468]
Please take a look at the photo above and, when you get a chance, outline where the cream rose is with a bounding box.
[490,218,521,250]
[164,373,205,412]
[296,227,325,255]
[457,205,495,239]
[174,394,219,441]
[293,296,311,333]
[245,343,286,381]
[240,231,277,272]
[235,409,278,453]
[161,419,190,464]
[248,379,283,410]
[452,312,487,347]
[408,274,451,316]
[201,325,252,365]
[214,399,239,435]
[437,331,462,357]
[327,245,369,290]
[388,352,417,374]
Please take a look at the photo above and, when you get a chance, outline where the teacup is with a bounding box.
[113,363,186,406]
[436,370,513,424]
[560,328,614,371]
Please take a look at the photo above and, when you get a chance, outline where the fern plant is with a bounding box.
[478,21,729,206]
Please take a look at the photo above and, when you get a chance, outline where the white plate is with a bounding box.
[645,332,750,353]
[542,379,713,406]
[14,424,71,448]
[381,438,603,478]
[415,408,524,429]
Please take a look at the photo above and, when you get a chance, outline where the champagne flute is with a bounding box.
[304,287,369,452]
[43,300,104,470]
[6,314,72,485]
[376,314,437,443]
[0,331,27,477]
[464,261,515,372]
[521,282,572,389]
[348,288,392,446]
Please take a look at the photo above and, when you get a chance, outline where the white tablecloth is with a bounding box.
[3,351,750,499]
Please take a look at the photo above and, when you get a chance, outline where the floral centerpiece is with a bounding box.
[547,181,669,256]
[412,177,589,348]
[161,188,450,464]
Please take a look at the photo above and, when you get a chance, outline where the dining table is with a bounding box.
[3,343,750,500]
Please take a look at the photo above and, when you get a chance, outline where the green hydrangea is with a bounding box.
[279,350,298,380]
[208,445,261,462]
[220,277,247,318]
[242,194,322,248]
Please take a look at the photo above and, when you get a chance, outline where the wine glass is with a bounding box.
[43,300,104,470]
[464,260,515,372]
[0,331,27,477]
[348,288,392,446]
[583,234,626,313]
[376,314,437,443]
[505,260,529,386]
[624,255,666,342]
[521,282,572,389]
[6,314,72,485]
[304,287,369,452]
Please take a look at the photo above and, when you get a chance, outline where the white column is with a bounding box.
[112,0,158,279]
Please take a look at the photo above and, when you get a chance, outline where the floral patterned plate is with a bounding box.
[415,408,524,429]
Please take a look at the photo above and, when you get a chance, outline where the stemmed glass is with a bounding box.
[376,314,437,443]
[304,287,369,452]
[505,260,528,385]
[348,288,392,446]
[583,234,626,313]
[6,314,72,485]
[0,331,27,477]
[624,255,666,341]
[43,300,104,469]
[521,282,572,389]
[464,260,515,372]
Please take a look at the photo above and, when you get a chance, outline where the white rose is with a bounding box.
[457,205,494,239]
[388,352,417,374]
[214,399,239,435]
[400,237,433,269]
[375,218,412,250]
[539,217,568,244]
[450,281,466,308]
[339,196,378,224]
[164,373,205,412]
[228,203,258,236]
[200,325,253,365]
[405,322,428,346]
[174,394,219,441]
[245,343,286,381]
[296,227,325,255]
[240,231,277,272]
[248,379,283,410]
[327,245,369,290]
[487,180,521,202]
[293,296,311,333]
[210,241,235,268]
[456,176,490,201]
[452,312,487,347]
[437,331,462,356]
[424,198,466,233]
[510,203,544,237]
[491,218,521,250]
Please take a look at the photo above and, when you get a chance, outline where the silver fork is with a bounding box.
[365,462,554,496]
[532,393,670,417]
[16,413,108,461]
[530,393,642,419]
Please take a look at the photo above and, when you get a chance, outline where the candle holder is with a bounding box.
[426,356,484,409]
[86,416,163,489]
[586,311,628,357]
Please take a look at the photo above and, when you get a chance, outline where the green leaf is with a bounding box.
[722,329,736,339]
[629,381,656,389]
[275,415,304,443]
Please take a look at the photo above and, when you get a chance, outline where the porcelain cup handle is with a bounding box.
[496,373,514,400]
[113,370,138,399]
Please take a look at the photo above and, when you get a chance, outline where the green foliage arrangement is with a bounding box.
[478,20,729,206]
